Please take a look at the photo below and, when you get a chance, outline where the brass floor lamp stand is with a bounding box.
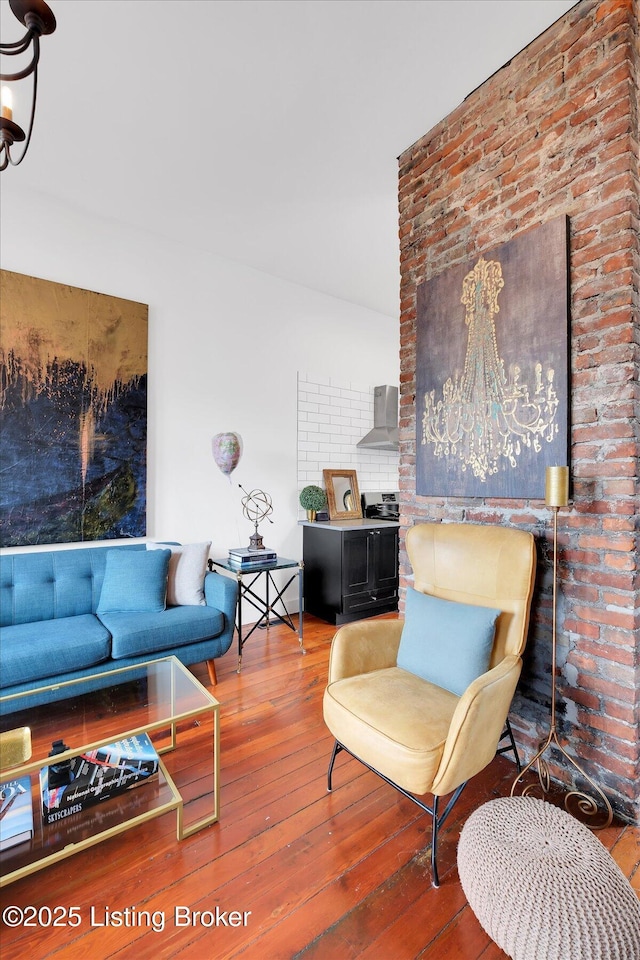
[511,467,613,830]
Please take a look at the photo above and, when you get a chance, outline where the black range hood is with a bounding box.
[357,385,399,451]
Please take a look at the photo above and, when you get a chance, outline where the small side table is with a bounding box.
[210,556,304,672]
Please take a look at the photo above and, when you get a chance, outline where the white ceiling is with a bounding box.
[1,0,576,318]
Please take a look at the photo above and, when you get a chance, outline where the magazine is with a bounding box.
[0,776,34,850]
[40,733,159,825]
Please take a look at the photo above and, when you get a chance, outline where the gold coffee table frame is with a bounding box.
[0,656,220,887]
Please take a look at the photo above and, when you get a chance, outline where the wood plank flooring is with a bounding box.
[1,614,638,959]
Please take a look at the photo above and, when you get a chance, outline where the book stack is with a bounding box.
[0,776,34,851]
[40,733,159,825]
[228,547,277,569]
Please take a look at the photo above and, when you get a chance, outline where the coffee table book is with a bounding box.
[0,776,34,851]
[39,733,159,825]
[228,547,277,564]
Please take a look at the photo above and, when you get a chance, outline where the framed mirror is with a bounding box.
[323,469,362,521]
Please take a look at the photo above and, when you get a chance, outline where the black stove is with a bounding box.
[361,491,400,521]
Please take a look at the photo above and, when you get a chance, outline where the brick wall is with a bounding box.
[398,0,639,821]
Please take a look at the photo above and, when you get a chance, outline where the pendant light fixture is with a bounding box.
[0,0,56,170]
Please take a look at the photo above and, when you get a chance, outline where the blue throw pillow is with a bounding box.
[97,549,171,614]
[397,588,500,696]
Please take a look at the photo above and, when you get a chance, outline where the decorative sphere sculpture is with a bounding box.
[240,488,273,550]
[241,488,273,525]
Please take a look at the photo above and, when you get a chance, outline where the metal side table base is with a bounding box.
[210,557,304,672]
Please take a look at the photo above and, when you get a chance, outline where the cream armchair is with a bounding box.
[323,521,536,887]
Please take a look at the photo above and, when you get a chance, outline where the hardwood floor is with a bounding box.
[1,614,638,959]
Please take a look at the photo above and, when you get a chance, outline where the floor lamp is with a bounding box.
[511,465,613,829]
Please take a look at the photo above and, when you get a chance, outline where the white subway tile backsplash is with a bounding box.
[297,373,399,496]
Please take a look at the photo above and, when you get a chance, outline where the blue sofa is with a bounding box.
[0,542,238,712]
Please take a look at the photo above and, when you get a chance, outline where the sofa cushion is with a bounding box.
[324,667,458,796]
[397,587,499,696]
[0,544,146,628]
[147,542,211,606]
[100,605,225,659]
[0,615,112,687]
[97,549,171,614]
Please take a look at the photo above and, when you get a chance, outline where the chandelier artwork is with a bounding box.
[0,0,56,170]
[416,216,569,499]
[421,255,559,481]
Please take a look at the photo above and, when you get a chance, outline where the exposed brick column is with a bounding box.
[398,0,639,821]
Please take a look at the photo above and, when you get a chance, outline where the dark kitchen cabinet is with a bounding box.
[303,523,398,625]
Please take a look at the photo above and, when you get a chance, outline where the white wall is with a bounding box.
[0,186,399,607]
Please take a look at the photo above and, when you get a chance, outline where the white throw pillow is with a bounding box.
[147,541,211,606]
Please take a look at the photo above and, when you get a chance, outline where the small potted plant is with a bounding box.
[299,484,327,522]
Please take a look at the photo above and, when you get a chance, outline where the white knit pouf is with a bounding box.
[457,796,640,960]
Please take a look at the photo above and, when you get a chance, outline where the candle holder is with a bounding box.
[511,466,613,829]
[0,0,57,170]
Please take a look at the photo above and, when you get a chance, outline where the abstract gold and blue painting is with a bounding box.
[416,216,569,499]
[0,270,148,546]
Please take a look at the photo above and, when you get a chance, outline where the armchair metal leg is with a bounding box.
[496,717,521,771]
[430,781,467,888]
[431,796,440,888]
[325,738,467,887]
[327,740,342,792]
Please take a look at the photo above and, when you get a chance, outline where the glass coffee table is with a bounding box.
[0,656,219,887]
